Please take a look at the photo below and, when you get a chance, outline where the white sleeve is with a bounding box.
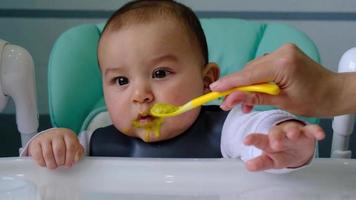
[220,106,306,173]
[78,130,90,155]
[19,128,90,157]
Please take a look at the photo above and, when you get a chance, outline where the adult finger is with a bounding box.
[210,68,273,92]
[210,53,276,92]
[247,92,282,107]
[241,103,254,113]
[220,91,247,111]
[221,91,283,111]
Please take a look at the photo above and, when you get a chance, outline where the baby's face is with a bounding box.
[98,19,216,142]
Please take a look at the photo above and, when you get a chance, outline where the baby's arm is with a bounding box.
[221,107,325,172]
[24,128,84,169]
[243,121,325,171]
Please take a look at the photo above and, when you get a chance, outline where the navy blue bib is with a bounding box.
[89,106,228,158]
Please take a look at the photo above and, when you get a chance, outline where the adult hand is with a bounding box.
[210,43,342,117]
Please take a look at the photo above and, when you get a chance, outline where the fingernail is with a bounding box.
[220,104,227,111]
[74,153,81,162]
[210,81,218,89]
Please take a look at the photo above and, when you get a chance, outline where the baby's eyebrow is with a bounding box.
[150,54,178,65]
[104,67,123,77]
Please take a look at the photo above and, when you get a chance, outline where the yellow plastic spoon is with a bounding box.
[150,82,280,118]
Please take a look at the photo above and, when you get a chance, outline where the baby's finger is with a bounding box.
[41,141,58,169]
[244,134,272,152]
[74,146,84,163]
[29,142,46,167]
[268,127,286,151]
[63,134,78,167]
[303,125,325,140]
[52,137,66,166]
[284,125,302,140]
[245,154,274,171]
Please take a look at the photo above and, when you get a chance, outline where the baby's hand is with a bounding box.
[243,121,325,171]
[28,128,84,169]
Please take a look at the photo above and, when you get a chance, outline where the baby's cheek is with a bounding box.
[169,108,200,131]
[163,91,197,106]
[162,98,184,107]
[111,115,132,134]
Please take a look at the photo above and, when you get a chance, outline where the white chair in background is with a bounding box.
[331,47,356,158]
[0,39,38,147]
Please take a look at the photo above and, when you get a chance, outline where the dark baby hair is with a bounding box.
[100,0,208,66]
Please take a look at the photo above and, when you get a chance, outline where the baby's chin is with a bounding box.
[134,127,184,143]
[114,123,184,142]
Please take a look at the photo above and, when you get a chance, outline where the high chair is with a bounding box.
[0,39,38,147]
[331,47,356,158]
[47,18,320,139]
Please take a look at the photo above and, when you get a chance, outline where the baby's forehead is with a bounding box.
[104,13,188,37]
[99,16,196,54]
[99,18,190,49]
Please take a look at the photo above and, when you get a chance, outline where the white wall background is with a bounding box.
[1,0,356,114]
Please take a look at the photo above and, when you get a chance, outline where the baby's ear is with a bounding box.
[203,63,220,92]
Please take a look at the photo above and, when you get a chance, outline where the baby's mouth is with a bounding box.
[132,113,164,141]
[133,113,158,127]
[137,114,154,123]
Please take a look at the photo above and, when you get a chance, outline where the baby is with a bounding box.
[22,0,325,171]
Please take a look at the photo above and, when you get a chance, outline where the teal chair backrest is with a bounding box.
[48,18,320,133]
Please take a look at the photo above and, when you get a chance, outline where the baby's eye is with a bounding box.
[115,76,129,86]
[152,68,171,79]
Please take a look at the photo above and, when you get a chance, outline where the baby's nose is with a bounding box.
[132,85,154,104]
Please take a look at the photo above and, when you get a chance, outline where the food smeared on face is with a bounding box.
[132,113,164,142]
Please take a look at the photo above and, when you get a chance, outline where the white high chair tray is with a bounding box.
[0,157,355,200]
